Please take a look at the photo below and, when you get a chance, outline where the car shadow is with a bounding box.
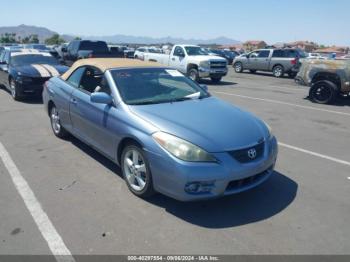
[304,95,350,107]
[146,171,297,228]
[200,79,237,86]
[68,136,297,229]
[0,87,43,104]
[240,71,294,79]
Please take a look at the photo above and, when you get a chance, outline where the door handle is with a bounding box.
[172,58,175,61]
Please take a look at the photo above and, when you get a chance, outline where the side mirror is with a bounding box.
[90,92,113,105]
[200,84,208,91]
[61,47,67,53]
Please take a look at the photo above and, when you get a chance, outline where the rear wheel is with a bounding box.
[121,144,155,198]
[309,80,338,104]
[272,65,284,78]
[10,79,21,101]
[234,62,243,73]
[211,77,222,83]
[50,105,69,138]
[188,68,199,82]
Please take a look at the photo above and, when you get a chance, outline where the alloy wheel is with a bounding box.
[50,107,61,134]
[123,149,147,192]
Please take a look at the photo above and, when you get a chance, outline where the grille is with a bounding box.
[229,142,264,163]
[226,168,271,192]
[31,77,50,85]
[210,61,227,70]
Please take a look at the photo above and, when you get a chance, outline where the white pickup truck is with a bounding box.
[143,45,228,83]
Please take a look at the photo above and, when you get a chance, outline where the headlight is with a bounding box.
[263,121,273,139]
[199,61,210,68]
[153,132,216,162]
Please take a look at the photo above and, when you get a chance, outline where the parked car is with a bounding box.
[0,49,68,100]
[144,45,228,83]
[295,59,350,104]
[233,48,306,78]
[43,58,278,201]
[109,45,135,58]
[23,44,50,51]
[61,40,113,66]
[134,47,162,60]
[207,49,237,65]
[306,53,325,60]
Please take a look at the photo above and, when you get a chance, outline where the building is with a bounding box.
[243,40,267,51]
[288,41,317,52]
[314,46,350,57]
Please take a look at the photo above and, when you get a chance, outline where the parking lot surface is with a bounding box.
[0,69,349,256]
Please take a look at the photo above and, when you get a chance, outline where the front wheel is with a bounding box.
[211,77,222,83]
[188,68,199,82]
[10,79,21,101]
[50,105,69,138]
[234,62,243,73]
[309,80,338,104]
[121,144,155,198]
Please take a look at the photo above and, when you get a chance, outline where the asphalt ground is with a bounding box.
[0,68,349,258]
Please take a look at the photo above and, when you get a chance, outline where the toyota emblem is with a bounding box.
[247,148,257,159]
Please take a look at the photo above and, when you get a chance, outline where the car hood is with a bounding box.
[14,64,69,78]
[129,97,268,152]
[188,55,227,63]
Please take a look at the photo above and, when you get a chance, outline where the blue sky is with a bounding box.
[1,0,349,45]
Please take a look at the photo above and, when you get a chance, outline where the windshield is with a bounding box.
[185,46,208,56]
[80,41,109,53]
[11,54,59,66]
[112,68,210,105]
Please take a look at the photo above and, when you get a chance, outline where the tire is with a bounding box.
[272,65,284,78]
[309,80,338,104]
[188,68,199,82]
[121,143,155,198]
[234,62,243,73]
[211,77,222,83]
[50,105,69,138]
[250,70,257,73]
[9,78,21,101]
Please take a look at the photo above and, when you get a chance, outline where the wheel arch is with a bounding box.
[311,72,341,89]
[117,136,144,165]
[187,63,198,72]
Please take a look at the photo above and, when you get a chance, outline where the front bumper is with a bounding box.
[198,67,228,78]
[16,82,45,96]
[146,136,278,201]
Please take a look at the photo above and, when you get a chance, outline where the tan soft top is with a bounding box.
[61,58,164,80]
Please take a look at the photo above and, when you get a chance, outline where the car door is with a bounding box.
[254,50,271,71]
[245,51,259,70]
[58,66,87,132]
[170,46,187,73]
[69,67,116,158]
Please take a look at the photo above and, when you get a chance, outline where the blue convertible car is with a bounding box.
[43,58,278,201]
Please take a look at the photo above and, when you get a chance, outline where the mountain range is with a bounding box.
[0,24,241,45]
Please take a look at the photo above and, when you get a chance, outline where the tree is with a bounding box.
[45,34,65,45]
[0,33,17,43]
[22,34,39,44]
[74,36,82,40]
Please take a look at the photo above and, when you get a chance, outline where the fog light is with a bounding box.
[185,181,215,194]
